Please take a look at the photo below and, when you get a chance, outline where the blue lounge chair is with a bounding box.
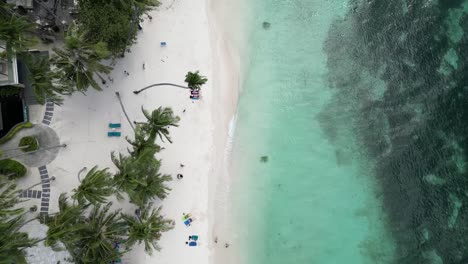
[109,123,121,128]
[160,42,167,47]
[108,131,121,137]
[184,218,192,226]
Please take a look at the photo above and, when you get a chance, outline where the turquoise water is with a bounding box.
[229,0,396,263]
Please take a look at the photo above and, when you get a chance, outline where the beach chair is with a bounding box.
[160,42,167,47]
[189,235,199,241]
[184,218,192,226]
[190,95,200,100]
[187,241,198,247]
[108,131,121,137]
[109,123,121,128]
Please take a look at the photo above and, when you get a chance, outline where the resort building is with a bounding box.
[0,41,42,138]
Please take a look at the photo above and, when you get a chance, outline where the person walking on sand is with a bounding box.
[123,70,130,76]
[142,62,146,70]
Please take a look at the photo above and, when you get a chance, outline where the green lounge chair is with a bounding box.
[108,131,121,137]
[109,123,121,128]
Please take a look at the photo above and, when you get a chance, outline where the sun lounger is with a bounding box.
[160,42,167,47]
[184,218,192,226]
[187,241,197,247]
[189,235,199,241]
[109,123,121,128]
[108,131,121,137]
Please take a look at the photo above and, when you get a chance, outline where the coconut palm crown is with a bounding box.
[72,166,115,205]
[139,107,180,143]
[184,71,207,90]
[53,28,112,92]
[122,204,174,255]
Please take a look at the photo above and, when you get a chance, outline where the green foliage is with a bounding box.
[77,0,159,56]
[111,148,171,207]
[0,86,21,98]
[0,122,33,145]
[184,71,208,90]
[139,107,180,143]
[23,54,71,105]
[125,126,160,157]
[72,166,115,205]
[0,4,37,51]
[18,136,39,152]
[44,195,126,263]
[52,27,112,92]
[0,213,39,263]
[122,204,173,255]
[0,179,24,219]
[0,159,27,179]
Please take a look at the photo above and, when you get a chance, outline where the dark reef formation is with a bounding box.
[322,0,468,263]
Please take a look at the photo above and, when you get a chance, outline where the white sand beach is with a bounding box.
[18,0,242,263]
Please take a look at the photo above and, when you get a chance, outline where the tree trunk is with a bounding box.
[133,83,190,94]
[115,92,135,131]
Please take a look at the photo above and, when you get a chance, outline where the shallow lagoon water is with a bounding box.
[230,0,468,263]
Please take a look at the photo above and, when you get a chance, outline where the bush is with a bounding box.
[0,159,27,179]
[18,136,39,152]
[0,122,33,145]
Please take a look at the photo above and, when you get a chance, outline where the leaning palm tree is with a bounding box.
[75,202,126,263]
[0,4,36,52]
[52,27,112,92]
[129,161,171,207]
[0,179,24,219]
[0,214,39,263]
[139,107,180,143]
[184,71,208,90]
[44,194,86,251]
[112,148,171,207]
[72,166,115,205]
[122,204,174,255]
[25,54,71,105]
[45,195,126,263]
[126,127,160,157]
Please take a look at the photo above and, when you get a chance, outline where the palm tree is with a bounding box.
[126,127,160,157]
[0,214,39,263]
[184,71,207,90]
[129,162,171,207]
[75,202,126,263]
[0,180,24,219]
[111,149,171,207]
[139,107,180,143]
[0,4,36,52]
[72,166,114,205]
[52,28,112,92]
[24,54,71,105]
[44,194,86,251]
[122,204,174,255]
[45,195,126,263]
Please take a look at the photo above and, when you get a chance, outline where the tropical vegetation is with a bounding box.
[185,70,208,90]
[72,166,114,205]
[122,204,174,255]
[18,135,39,152]
[52,28,112,92]
[23,54,70,105]
[0,178,38,262]
[0,159,27,179]
[139,107,180,143]
[0,122,33,145]
[77,0,160,55]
